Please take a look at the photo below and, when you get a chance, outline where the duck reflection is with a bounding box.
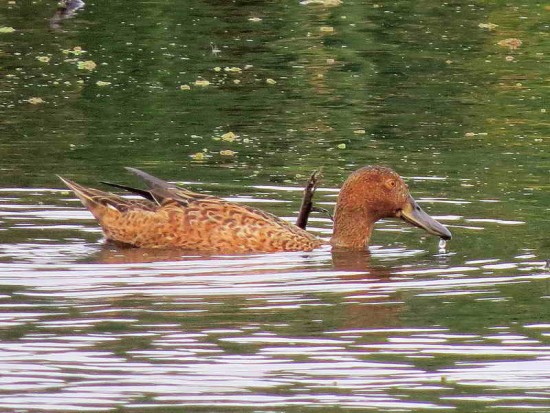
[92,242,204,264]
[330,248,373,272]
[81,241,409,335]
[91,241,379,271]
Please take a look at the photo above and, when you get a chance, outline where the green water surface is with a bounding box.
[0,1,549,412]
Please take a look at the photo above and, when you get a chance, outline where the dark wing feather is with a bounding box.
[125,167,213,203]
[100,181,157,203]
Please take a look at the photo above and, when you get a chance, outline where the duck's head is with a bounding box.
[330,166,452,249]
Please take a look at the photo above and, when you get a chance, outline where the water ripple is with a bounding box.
[0,190,549,412]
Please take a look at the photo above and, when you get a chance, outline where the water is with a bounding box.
[1,0,549,412]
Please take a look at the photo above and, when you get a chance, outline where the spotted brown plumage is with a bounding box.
[58,170,321,253]
[58,166,451,253]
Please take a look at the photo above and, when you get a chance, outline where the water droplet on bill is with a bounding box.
[438,238,447,253]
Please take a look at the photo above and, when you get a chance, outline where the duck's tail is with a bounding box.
[58,176,126,219]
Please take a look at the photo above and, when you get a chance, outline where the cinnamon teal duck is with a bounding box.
[59,166,451,253]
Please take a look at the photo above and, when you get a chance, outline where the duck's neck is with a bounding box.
[330,206,376,249]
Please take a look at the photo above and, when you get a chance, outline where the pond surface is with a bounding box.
[0,0,549,412]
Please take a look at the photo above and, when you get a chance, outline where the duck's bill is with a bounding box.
[397,196,452,240]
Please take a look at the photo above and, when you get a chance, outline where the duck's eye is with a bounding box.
[385,180,397,190]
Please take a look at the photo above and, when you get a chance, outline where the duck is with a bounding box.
[58,166,451,253]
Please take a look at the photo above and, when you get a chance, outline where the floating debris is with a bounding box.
[27,97,45,105]
[353,129,366,134]
[36,56,51,63]
[179,84,191,90]
[320,26,335,33]
[221,132,237,142]
[300,0,342,6]
[220,150,237,156]
[210,42,221,56]
[96,80,111,86]
[213,66,222,72]
[190,152,206,160]
[248,17,262,22]
[194,79,210,87]
[62,46,86,56]
[0,27,16,33]
[505,55,514,62]
[224,66,241,73]
[497,38,522,50]
[50,0,85,31]
[478,22,498,30]
[337,143,346,149]
[266,78,277,85]
[77,60,97,70]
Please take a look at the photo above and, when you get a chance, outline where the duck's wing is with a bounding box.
[125,167,316,235]
[99,181,156,202]
[125,167,214,204]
